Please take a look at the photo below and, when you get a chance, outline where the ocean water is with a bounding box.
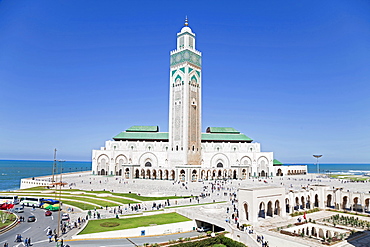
[303,163,370,175]
[0,160,91,191]
[0,160,369,191]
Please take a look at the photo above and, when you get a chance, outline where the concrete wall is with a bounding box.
[73,220,197,240]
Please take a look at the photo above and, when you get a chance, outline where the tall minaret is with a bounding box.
[168,18,202,166]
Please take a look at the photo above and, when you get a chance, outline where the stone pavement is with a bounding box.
[30,172,370,246]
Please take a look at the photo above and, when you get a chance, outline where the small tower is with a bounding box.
[168,18,202,166]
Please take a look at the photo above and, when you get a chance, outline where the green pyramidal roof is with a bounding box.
[206,127,240,134]
[126,126,159,132]
[273,159,283,166]
[113,131,168,141]
[113,126,252,143]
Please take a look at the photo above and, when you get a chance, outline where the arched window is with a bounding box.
[145,162,152,167]
[217,162,223,168]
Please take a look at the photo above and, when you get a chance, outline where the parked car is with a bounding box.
[61,213,69,220]
[14,207,24,213]
[27,216,36,222]
[197,227,210,232]
[45,210,52,216]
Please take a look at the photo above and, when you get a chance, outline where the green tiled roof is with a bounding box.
[126,126,159,132]
[202,133,252,142]
[113,126,252,143]
[113,132,168,141]
[206,127,240,134]
[273,159,283,166]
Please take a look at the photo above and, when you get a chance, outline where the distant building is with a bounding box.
[92,19,307,181]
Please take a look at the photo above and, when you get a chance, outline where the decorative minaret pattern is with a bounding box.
[168,18,202,166]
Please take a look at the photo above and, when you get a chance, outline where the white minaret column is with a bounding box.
[168,18,202,166]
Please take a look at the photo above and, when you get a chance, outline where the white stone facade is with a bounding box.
[238,184,370,224]
[92,139,275,181]
[91,20,307,181]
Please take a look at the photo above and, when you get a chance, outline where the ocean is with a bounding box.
[0,160,369,192]
[0,160,91,191]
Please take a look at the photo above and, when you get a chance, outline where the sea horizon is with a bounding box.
[1,160,369,192]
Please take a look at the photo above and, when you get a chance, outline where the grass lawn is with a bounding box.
[60,196,120,207]
[113,193,188,201]
[167,201,227,209]
[79,212,191,235]
[0,211,16,229]
[62,200,97,210]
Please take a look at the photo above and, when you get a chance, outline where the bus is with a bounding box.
[20,197,43,207]
[0,195,19,204]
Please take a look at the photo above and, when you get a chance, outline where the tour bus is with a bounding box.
[20,197,44,207]
[0,195,19,204]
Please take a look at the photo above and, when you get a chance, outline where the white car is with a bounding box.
[61,213,69,220]
[14,207,24,213]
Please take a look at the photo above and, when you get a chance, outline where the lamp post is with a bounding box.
[56,159,65,239]
[313,155,323,174]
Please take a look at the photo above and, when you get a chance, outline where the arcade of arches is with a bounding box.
[95,167,274,181]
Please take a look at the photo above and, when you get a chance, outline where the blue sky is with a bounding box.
[0,0,369,163]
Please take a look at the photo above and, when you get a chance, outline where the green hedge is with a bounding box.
[171,235,246,247]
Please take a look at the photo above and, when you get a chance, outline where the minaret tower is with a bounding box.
[168,18,202,166]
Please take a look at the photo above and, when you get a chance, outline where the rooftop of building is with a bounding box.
[112,126,253,143]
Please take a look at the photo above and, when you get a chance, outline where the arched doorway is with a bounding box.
[301,196,305,210]
[159,170,163,180]
[314,194,319,207]
[170,170,175,180]
[141,169,145,178]
[164,170,169,180]
[319,228,324,238]
[276,168,283,176]
[342,196,348,210]
[244,203,249,221]
[365,198,370,213]
[124,168,129,179]
[327,194,332,208]
[274,200,280,215]
[135,169,139,179]
[285,198,290,213]
[241,169,246,179]
[233,170,237,179]
[152,170,157,179]
[295,197,300,210]
[192,170,197,182]
[260,170,266,177]
[307,195,311,209]
[180,170,185,182]
[267,201,273,217]
[146,169,151,179]
[353,197,360,212]
[117,169,122,176]
[100,169,106,176]
[258,202,265,218]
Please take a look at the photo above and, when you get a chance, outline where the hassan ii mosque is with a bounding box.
[91,20,307,182]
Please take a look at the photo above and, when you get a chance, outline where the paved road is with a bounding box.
[0,207,58,247]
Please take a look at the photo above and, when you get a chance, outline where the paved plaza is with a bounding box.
[29,172,370,246]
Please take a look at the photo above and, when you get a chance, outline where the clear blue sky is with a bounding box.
[0,0,369,163]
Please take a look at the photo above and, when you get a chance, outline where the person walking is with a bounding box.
[4,242,8,247]
[27,237,31,246]
[24,238,28,247]
[48,234,52,242]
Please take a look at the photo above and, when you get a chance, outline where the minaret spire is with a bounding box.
[185,16,188,26]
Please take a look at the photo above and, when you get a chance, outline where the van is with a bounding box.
[14,207,24,213]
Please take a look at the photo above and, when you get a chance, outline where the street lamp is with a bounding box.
[313,155,323,174]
